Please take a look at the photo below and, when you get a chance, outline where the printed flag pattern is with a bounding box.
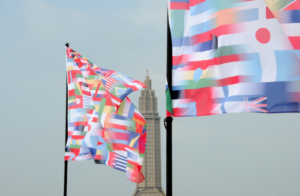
[167,0,300,117]
[64,47,147,183]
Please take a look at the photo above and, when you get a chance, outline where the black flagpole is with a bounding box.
[165,13,173,196]
[64,43,69,196]
[164,117,173,196]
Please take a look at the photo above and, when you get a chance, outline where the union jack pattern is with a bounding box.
[244,97,268,113]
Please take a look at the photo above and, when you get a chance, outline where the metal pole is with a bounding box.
[165,12,173,196]
[64,44,69,196]
[164,117,173,196]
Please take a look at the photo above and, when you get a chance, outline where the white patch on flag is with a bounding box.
[281,23,300,36]
[243,0,294,82]
[227,83,265,96]
[211,87,225,98]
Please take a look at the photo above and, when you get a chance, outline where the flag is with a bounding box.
[167,0,300,117]
[64,46,147,183]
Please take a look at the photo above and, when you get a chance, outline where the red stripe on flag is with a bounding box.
[106,123,128,131]
[185,54,248,70]
[105,131,130,141]
[166,110,174,117]
[68,89,75,97]
[94,84,100,98]
[92,117,100,123]
[288,37,300,49]
[211,23,245,37]
[73,58,83,68]
[72,135,85,140]
[181,87,215,116]
[170,2,190,10]
[109,93,122,104]
[111,143,127,151]
[94,155,102,160]
[81,90,90,96]
[133,112,146,126]
[173,54,191,66]
[122,79,147,91]
[216,76,251,86]
[191,32,214,45]
[190,23,245,46]
[190,0,206,7]
[70,149,80,159]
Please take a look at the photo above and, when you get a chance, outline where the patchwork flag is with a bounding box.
[64,46,147,183]
[167,0,300,117]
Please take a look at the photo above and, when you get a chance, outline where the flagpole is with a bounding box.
[64,43,69,196]
[164,117,173,196]
[165,13,173,196]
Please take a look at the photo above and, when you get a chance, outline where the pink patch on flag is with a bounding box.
[170,2,190,10]
[189,0,206,6]
[288,37,300,49]
[266,7,275,19]
[283,0,300,10]
[256,28,271,44]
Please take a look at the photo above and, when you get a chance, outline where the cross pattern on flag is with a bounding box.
[166,0,300,117]
[64,47,147,183]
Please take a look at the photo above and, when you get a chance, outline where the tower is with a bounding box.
[132,71,166,196]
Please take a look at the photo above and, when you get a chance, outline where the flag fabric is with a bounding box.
[64,47,147,183]
[167,0,300,117]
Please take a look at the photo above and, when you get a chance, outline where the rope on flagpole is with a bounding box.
[64,43,69,196]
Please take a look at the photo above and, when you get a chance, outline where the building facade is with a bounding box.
[132,72,165,196]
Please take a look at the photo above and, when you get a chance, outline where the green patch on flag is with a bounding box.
[98,98,107,119]
[166,89,174,115]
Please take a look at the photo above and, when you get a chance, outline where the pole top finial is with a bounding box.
[147,70,149,76]
[65,43,69,47]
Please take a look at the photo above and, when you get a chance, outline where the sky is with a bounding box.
[1,0,300,196]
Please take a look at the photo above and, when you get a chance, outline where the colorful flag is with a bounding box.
[167,0,300,117]
[64,46,147,183]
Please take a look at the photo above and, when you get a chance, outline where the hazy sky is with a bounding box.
[1,0,300,196]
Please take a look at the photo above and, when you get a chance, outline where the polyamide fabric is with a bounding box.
[65,47,147,183]
[166,0,300,117]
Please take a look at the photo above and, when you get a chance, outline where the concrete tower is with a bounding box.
[132,71,165,196]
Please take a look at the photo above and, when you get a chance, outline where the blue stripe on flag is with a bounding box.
[114,154,127,172]
[176,102,197,116]
[194,40,213,52]
[107,128,133,134]
[115,166,126,172]
[275,50,300,81]
[106,139,129,145]
[172,37,191,47]
[111,114,129,121]
[235,8,258,23]
[277,10,300,23]
[127,151,139,161]
[170,0,189,2]
[191,18,216,36]
[190,1,255,16]
[68,102,76,107]
[128,104,136,119]
[190,1,215,16]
